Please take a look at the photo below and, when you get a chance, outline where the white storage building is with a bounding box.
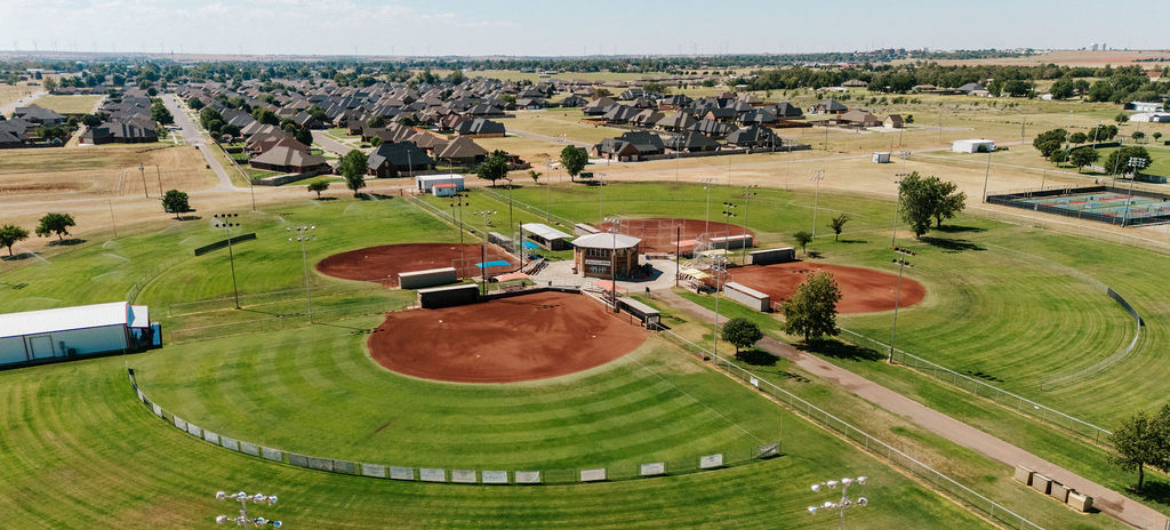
[0,302,157,367]
[415,174,465,193]
[952,139,996,153]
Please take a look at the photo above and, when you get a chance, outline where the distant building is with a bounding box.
[1125,102,1165,113]
[0,302,157,367]
[952,139,996,153]
[571,233,642,279]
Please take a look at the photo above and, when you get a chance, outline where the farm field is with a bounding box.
[0,144,216,197]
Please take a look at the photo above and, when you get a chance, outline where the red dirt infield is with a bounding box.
[368,291,647,383]
[596,218,753,254]
[729,262,925,314]
[316,243,517,287]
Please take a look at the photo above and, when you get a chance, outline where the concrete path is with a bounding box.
[162,94,235,191]
[311,130,357,157]
[656,289,1168,530]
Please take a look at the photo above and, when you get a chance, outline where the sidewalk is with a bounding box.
[656,289,1168,530]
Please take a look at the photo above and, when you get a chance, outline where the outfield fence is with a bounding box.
[124,369,781,485]
[657,329,1044,530]
[475,186,579,229]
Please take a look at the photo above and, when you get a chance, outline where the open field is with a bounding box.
[0,144,216,197]
[33,94,103,114]
[0,80,40,114]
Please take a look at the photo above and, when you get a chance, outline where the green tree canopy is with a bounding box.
[1105,146,1152,176]
[475,150,511,186]
[898,172,967,235]
[306,105,328,122]
[1032,128,1067,158]
[366,115,386,128]
[782,271,842,342]
[1068,132,1087,145]
[793,230,813,255]
[828,213,850,241]
[161,189,189,219]
[1111,406,1170,490]
[560,145,588,180]
[308,180,330,199]
[0,224,30,256]
[1069,147,1099,173]
[35,213,76,241]
[722,318,763,354]
[252,108,279,126]
[150,102,173,125]
[338,149,368,197]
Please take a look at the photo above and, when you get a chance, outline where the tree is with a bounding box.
[366,115,386,128]
[1105,146,1152,176]
[828,214,850,241]
[927,178,967,228]
[161,189,189,219]
[42,76,57,93]
[1069,132,1087,145]
[308,180,330,199]
[1111,406,1170,490]
[1132,131,1146,142]
[1050,149,1069,164]
[292,125,313,146]
[1074,79,1091,98]
[793,230,813,255]
[1032,128,1067,159]
[1069,147,1099,173]
[252,108,279,126]
[198,107,223,130]
[306,105,328,122]
[0,224,29,256]
[560,145,588,181]
[338,149,368,197]
[1049,78,1075,100]
[782,271,843,342]
[151,102,173,125]
[188,97,204,110]
[35,213,75,241]
[722,318,763,354]
[1115,112,1130,124]
[81,113,103,127]
[528,169,542,185]
[475,150,511,186]
[898,173,934,238]
[1154,132,1163,142]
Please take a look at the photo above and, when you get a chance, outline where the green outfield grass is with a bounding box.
[0,328,992,529]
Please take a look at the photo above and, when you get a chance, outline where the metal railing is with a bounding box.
[658,329,1044,530]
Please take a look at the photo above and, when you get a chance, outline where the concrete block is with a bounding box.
[152,404,163,417]
[757,443,780,459]
[640,462,665,476]
[1013,465,1033,486]
[515,471,541,484]
[451,470,477,484]
[1067,491,1094,513]
[173,416,187,431]
[1048,482,1070,503]
[580,468,607,482]
[1030,473,1052,495]
[700,454,724,469]
[288,454,309,468]
[482,471,508,484]
[420,468,446,482]
[306,457,332,472]
[186,423,202,438]
[389,467,415,481]
[361,464,386,478]
[220,437,239,452]
[332,460,356,474]
[203,431,220,445]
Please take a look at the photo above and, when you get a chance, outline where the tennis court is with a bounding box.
[988,186,1170,227]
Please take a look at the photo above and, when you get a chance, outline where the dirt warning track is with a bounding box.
[316,243,517,286]
[730,262,925,314]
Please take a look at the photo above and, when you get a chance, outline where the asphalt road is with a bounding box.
[0,89,46,118]
[162,94,235,191]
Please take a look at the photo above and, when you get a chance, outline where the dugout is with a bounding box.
[398,267,458,290]
[724,282,772,312]
[708,234,754,250]
[617,298,661,328]
[748,247,796,265]
[521,223,573,250]
[488,232,514,252]
[417,283,480,309]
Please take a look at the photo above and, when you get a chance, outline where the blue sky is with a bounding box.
[0,0,1166,57]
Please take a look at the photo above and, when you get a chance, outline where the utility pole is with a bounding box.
[888,248,914,363]
[740,185,757,263]
[449,191,470,277]
[288,225,316,323]
[472,210,496,295]
[892,173,909,247]
[139,164,148,198]
[214,213,242,310]
[981,147,993,202]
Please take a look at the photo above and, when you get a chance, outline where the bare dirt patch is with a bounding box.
[730,261,925,314]
[368,290,647,383]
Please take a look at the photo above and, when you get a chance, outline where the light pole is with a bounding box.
[981,146,993,203]
[287,225,316,323]
[888,247,914,363]
[892,173,909,247]
[605,216,622,312]
[472,210,496,295]
[215,490,281,528]
[505,176,514,241]
[108,199,118,239]
[544,158,552,221]
[597,173,607,221]
[809,169,825,238]
[807,476,869,530]
[214,213,242,310]
[449,191,470,277]
[740,185,757,263]
[721,201,737,252]
[139,163,148,198]
[709,255,729,363]
[702,177,715,237]
[1123,157,1147,226]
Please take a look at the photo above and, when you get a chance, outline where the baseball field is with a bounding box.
[0,178,1165,528]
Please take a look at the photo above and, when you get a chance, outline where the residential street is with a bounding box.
[161,93,235,191]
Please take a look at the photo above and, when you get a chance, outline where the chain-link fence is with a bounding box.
[125,368,780,485]
[658,330,1044,530]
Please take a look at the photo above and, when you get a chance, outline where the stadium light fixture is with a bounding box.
[288,224,317,323]
[809,170,825,238]
[472,210,496,295]
[888,248,914,363]
[1122,157,1148,225]
[708,255,730,364]
[808,476,869,529]
[892,173,910,248]
[739,186,757,264]
[605,217,622,313]
[213,213,243,310]
[215,489,281,528]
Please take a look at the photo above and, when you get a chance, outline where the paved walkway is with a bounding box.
[656,289,1168,530]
